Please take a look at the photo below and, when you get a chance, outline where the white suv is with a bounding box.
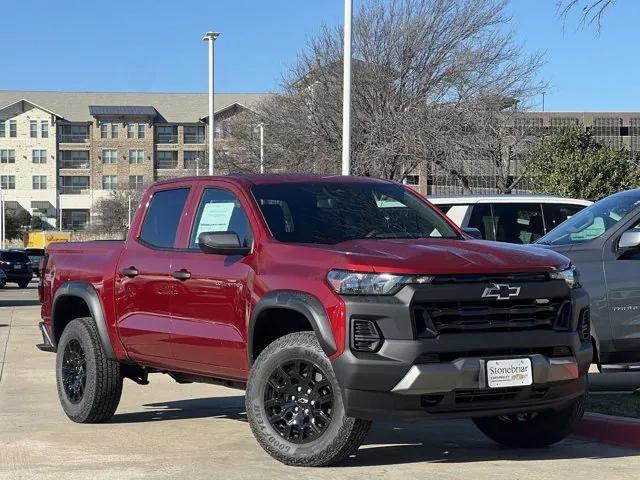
[428,195,592,244]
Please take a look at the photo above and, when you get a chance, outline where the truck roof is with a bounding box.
[428,194,592,206]
[152,174,395,188]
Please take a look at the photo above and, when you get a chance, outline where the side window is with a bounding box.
[542,204,585,232]
[190,188,253,249]
[467,204,494,240]
[139,188,190,248]
[493,203,545,244]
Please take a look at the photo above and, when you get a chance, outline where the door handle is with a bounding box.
[120,267,139,278]
[172,270,191,280]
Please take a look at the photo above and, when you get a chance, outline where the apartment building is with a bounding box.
[0,99,58,226]
[0,91,264,229]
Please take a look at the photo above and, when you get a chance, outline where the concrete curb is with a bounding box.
[573,412,640,450]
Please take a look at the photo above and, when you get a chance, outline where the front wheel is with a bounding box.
[55,317,123,423]
[246,331,371,466]
[473,393,585,448]
[17,279,30,288]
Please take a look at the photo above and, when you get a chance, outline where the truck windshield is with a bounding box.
[537,189,640,246]
[251,182,461,244]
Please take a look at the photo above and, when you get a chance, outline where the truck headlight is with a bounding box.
[550,265,579,289]
[327,270,433,295]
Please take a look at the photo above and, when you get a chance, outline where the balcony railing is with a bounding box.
[184,134,205,144]
[155,161,179,169]
[59,134,89,143]
[59,186,90,195]
[59,161,90,169]
[156,134,178,144]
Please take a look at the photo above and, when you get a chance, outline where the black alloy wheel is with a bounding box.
[61,338,87,404]
[263,359,334,444]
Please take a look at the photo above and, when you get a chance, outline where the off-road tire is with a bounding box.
[473,393,585,448]
[246,331,371,466]
[0,281,5,289]
[17,280,30,289]
[55,317,123,423]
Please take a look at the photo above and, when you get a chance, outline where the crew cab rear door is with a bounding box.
[168,180,257,377]
[114,186,191,362]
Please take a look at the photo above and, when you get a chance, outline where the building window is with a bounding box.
[111,123,118,138]
[0,150,16,164]
[41,120,49,138]
[0,176,15,189]
[59,176,90,194]
[0,120,4,137]
[59,150,89,169]
[184,125,205,144]
[102,175,117,190]
[102,149,118,164]
[32,175,47,190]
[403,175,420,186]
[32,149,47,164]
[156,125,178,144]
[129,175,144,189]
[60,124,89,143]
[138,123,145,139]
[127,123,135,138]
[184,151,204,170]
[30,120,38,138]
[129,149,144,164]
[155,151,178,169]
[100,123,107,138]
[9,120,17,137]
[62,209,90,230]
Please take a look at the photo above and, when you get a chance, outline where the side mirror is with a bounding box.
[618,229,640,252]
[197,231,251,256]
[462,227,482,239]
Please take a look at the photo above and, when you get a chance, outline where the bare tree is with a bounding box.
[237,0,545,192]
[558,0,615,30]
[91,186,147,238]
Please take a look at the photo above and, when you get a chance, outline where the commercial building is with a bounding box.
[0,91,264,229]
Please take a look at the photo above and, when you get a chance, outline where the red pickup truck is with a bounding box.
[38,175,592,466]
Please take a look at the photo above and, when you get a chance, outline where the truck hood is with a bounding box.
[290,238,570,275]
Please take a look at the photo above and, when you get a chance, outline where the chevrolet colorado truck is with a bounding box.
[38,175,592,467]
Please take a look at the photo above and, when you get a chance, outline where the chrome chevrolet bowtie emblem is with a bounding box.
[482,283,521,300]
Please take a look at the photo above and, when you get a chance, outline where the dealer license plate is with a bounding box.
[486,358,533,389]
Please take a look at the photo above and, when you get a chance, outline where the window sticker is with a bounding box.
[195,202,235,241]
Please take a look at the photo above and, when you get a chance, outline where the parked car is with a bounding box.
[37,175,591,467]
[0,250,33,288]
[429,195,591,244]
[535,188,640,372]
[24,248,45,276]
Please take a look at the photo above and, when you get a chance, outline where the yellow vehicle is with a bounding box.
[24,231,71,249]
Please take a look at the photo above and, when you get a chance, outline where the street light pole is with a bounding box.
[259,123,265,174]
[0,181,4,249]
[203,31,220,176]
[341,0,353,176]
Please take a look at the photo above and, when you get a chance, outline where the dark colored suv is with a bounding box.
[0,250,33,288]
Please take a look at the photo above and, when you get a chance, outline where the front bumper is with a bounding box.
[331,284,592,420]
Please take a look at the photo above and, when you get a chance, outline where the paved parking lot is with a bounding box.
[1,284,640,479]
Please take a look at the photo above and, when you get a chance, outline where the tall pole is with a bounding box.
[341,0,353,176]
[259,123,265,174]
[58,193,62,232]
[203,31,220,176]
[542,92,546,112]
[128,194,132,228]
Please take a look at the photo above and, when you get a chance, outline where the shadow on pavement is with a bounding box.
[111,395,638,466]
[110,396,247,423]
[0,299,41,307]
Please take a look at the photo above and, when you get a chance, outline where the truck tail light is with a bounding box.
[351,319,383,352]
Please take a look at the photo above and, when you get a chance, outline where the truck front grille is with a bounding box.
[414,299,567,335]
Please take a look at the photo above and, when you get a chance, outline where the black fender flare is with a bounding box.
[248,290,337,365]
[52,281,116,360]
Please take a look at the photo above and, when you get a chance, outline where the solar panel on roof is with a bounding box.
[88,105,157,116]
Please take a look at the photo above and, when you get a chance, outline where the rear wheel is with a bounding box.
[55,317,123,423]
[473,394,585,448]
[246,332,371,466]
[17,279,29,288]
